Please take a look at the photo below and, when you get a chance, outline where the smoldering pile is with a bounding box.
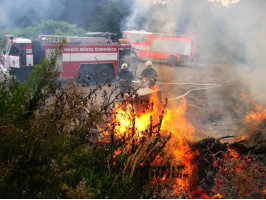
[189,132,266,198]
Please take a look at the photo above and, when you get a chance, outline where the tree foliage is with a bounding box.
[12,19,86,38]
[0,20,86,50]
[0,0,133,35]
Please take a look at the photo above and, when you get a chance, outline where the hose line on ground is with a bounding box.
[157,82,222,101]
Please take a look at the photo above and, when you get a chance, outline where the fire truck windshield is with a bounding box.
[4,40,11,55]
[10,45,19,55]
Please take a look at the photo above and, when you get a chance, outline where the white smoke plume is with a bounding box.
[122,0,183,33]
[122,0,266,103]
[0,0,53,28]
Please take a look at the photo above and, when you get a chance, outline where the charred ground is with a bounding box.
[152,60,262,142]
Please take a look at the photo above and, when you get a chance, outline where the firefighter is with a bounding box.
[139,60,158,89]
[116,63,134,98]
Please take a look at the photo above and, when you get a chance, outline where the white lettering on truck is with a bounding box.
[64,48,79,52]
[63,47,116,52]
[95,47,116,52]
[80,48,94,51]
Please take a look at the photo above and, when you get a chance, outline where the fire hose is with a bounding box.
[132,80,221,101]
[157,82,222,101]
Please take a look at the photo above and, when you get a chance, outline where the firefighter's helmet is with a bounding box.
[145,60,153,67]
[121,63,128,69]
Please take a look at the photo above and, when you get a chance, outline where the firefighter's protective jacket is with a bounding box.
[139,67,158,83]
[116,68,133,87]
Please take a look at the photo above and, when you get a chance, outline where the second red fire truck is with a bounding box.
[123,30,197,66]
[1,33,137,82]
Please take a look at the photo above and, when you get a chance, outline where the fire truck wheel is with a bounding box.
[167,56,179,66]
[76,67,95,84]
[96,65,114,82]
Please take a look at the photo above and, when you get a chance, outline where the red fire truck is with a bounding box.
[123,30,197,66]
[1,33,137,82]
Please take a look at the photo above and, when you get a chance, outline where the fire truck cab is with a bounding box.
[1,36,34,79]
[1,34,137,82]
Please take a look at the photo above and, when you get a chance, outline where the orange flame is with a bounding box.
[227,147,240,158]
[245,106,266,123]
[240,92,248,99]
[241,93,266,126]
[236,135,246,142]
[245,101,266,132]
[102,88,197,196]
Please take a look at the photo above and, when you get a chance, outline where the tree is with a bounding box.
[0,0,133,37]
[11,20,86,38]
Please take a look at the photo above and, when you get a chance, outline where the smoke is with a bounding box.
[121,0,183,33]
[0,0,54,28]
[0,0,94,29]
[122,0,266,60]
[122,0,266,102]
[121,0,266,140]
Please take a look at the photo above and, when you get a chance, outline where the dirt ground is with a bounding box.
[149,59,260,142]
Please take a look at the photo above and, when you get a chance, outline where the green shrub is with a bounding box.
[0,38,172,198]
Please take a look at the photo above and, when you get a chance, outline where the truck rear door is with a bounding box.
[9,44,20,68]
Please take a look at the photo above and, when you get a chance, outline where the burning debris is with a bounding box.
[190,135,265,198]
[98,87,266,198]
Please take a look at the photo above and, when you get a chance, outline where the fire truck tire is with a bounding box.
[76,67,95,83]
[167,56,180,66]
[96,65,115,82]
